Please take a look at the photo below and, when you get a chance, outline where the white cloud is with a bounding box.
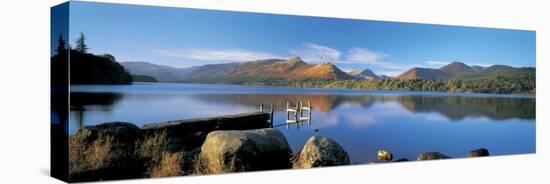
[289,43,406,75]
[291,44,389,65]
[422,113,449,122]
[290,42,341,62]
[343,48,412,76]
[154,43,478,78]
[346,115,378,128]
[311,113,339,128]
[426,60,450,66]
[154,48,285,62]
[377,70,403,77]
[344,47,387,65]
[340,68,356,73]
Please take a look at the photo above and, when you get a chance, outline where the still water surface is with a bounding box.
[69,83,535,163]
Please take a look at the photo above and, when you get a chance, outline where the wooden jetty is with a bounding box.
[260,101,313,129]
[142,112,271,136]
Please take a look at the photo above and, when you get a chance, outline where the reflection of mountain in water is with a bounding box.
[396,95,535,120]
[191,93,535,121]
[68,91,535,126]
[191,94,378,112]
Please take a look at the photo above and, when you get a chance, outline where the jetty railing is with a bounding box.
[260,101,312,129]
[299,101,312,125]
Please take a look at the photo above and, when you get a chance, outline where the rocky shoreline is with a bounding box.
[68,113,490,182]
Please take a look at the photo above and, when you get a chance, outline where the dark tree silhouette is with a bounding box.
[51,32,132,85]
[55,34,68,56]
[69,51,133,84]
[100,53,116,62]
[51,35,69,87]
[75,32,89,53]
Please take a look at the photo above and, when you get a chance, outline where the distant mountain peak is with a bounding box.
[440,61,469,69]
[120,61,198,82]
[439,61,474,77]
[251,58,285,63]
[348,68,383,80]
[349,69,375,76]
[397,67,449,80]
[282,57,306,66]
[449,61,468,65]
[215,57,353,80]
[287,56,303,62]
[395,61,533,81]
[379,74,392,79]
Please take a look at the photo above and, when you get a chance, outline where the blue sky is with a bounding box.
[61,1,535,76]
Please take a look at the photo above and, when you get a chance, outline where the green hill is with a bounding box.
[455,65,535,81]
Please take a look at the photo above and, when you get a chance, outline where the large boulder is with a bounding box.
[293,136,350,168]
[377,149,393,161]
[467,148,490,157]
[417,152,451,160]
[195,128,292,174]
[69,122,144,181]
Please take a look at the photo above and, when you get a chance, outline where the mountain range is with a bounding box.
[121,58,534,83]
[120,61,196,82]
[396,61,535,80]
[348,69,391,80]
[122,57,353,82]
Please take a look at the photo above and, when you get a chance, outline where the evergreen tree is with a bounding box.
[55,34,67,56]
[75,32,89,53]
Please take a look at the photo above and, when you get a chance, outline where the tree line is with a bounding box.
[52,32,132,85]
[182,76,535,95]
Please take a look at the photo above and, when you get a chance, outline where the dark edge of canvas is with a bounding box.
[51,1,70,182]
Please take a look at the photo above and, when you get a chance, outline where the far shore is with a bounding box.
[71,81,536,98]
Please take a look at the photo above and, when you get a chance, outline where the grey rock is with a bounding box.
[195,128,292,174]
[377,149,393,161]
[293,136,350,168]
[468,148,490,157]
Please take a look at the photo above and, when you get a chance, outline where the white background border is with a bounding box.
[0,0,547,183]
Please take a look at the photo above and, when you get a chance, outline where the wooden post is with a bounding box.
[307,101,312,127]
[295,102,299,120]
[299,101,303,117]
[286,101,289,122]
[285,102,289,129]
[308,101,312,118]
[270,104,274,128]
[260,104,264,112]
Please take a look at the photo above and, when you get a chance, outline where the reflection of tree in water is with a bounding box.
[191,93,535,121]
[70,92,123,128]
[395,95,535,120]
[52,91,69,128]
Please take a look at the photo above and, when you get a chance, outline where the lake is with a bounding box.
[67,83,535,163]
